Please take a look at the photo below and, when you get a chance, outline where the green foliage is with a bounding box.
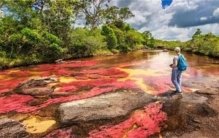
[69,28,107,58]
[154,39,181,50]
[112,27,127,52]
[185,32,219,57]
[142,31,154,47]
[101,24,117,50]
[192,28,202,40]
[126,30,144,48]
[157,29,219,58]
[105,6,134,24]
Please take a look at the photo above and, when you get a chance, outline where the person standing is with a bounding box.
[170,47,184,94]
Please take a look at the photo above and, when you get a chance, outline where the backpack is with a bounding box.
[177,55,187,71]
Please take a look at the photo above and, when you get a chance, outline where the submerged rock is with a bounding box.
[58,90,153,124]
[0,118,29,138]
[13,77,58,97]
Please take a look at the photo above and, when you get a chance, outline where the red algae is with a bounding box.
[0,79,139,113]
[55,69,71,76]
[88,103,167,138]
[137,75,172,95]
[59,85,77,92]
[61,60,99,68]
[0,94,34,113]
[0,89,10,94]
[0,79,23,90]
[40,71,53,77]
[35,64,57,71]
[81,68,128,76]
[44,128,74,138]
[9,71,31,78]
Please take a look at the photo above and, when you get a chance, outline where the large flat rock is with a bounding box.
[58,90,153,124]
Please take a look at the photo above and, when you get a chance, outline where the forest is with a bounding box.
[0,0,219,69]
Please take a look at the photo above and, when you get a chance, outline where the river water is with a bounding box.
[0,50,219,136]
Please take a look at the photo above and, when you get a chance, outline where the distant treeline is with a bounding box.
[154,28,219,57]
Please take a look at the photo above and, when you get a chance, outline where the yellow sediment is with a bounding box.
[59,76,77,83]
[119,68,163,80]
[118,68,159,94]
[134,78,153,94]
[122,124,137,138]
[0,75,6,80]
[22,116,56,134]
[7,69,21,74]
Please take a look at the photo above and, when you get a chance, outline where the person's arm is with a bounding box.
[171,57,178,68]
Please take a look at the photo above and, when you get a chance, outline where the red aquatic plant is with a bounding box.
[0,78,139,113]
[137,75,172,95]
[35,64,57,71]
[40,71,53,77]
[0,94,34,113]
[55,69,72,76]
[0,79,23,90]
[79,68,128,78]
[58,85,77,92]
[88,103,167,138]
[0,89,10,94]
[9,71,31,78]
[44,128,75,138]
[60,60,99,68]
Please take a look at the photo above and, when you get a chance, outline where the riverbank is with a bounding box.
[0,50,114,70]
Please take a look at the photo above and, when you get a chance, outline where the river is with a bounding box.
[0,50,219,137]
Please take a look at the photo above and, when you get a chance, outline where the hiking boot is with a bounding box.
[172,90,182,94]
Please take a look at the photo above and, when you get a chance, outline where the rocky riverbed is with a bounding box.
[0,76,219,138]
[154,76,219,138]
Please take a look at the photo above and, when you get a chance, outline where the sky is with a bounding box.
[110,0,219,41]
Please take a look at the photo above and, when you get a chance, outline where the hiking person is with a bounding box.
[170,47,187,94]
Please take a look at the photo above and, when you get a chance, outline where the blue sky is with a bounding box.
[161,0,173,8]
[110,0,219,41]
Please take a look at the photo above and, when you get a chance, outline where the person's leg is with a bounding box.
[177,70,182,92]
[171,69,181,92]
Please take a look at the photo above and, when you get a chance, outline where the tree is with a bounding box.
[78,0,111,29]
[101,24,117,50]
[105,6,134,24]
[142,31,154,47]
[192,28,202,40]
[38,0,79,46]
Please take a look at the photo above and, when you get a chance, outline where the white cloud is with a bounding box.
[213,8,219,18]
[113,0,219,41]
[200,17,208,21]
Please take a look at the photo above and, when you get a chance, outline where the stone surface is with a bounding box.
[58,90,153,124]
[151,90,219,138]
[0,118,29,138]
[13,77,58,97]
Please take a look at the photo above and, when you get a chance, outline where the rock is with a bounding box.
[180,92,208,104]
[55,59,65,63]
[195,89,218,95]
[58,90,153,124]
[156,92,217,137]
[0,118,29,138]
[13,77,58,97]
